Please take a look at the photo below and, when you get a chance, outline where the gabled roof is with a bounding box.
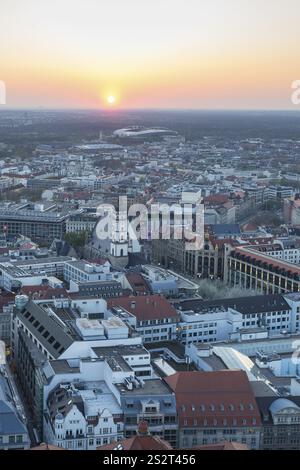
[20,286,67,300]
[164,370,261,428]
[193,440,249,450]
[97,435,173,451]
[0,401,28,435]
[125,273,150,294]
[108,295,179,322]
[30,443,65,451]
[18,300,74,358]
[177,293,289,315]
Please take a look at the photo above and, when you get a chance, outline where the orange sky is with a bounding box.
[1,0,300,109]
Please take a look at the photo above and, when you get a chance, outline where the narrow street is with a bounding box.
[1,361,38,447]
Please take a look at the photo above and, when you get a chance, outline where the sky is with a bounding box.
[0,0,300,110]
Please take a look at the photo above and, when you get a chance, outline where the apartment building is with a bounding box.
[228,246,300,294]
[175,293,300,344]
[64,259,123,284]
[108,295,180,343]
[164,370,261,449]
[115,379,178,448]
[0,203,68,242]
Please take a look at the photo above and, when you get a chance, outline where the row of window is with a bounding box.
[0,435,24,444]
[182,418,257,426]
[181,403,255,412]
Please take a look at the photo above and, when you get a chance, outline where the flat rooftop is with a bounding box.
[49,359,80,375]
[115,378,172,396]
[79,380,122,416]
[92,344,148,358]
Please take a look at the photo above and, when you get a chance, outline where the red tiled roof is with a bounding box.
[193,440,249,450]
[204,194,229,204]
[225,176,239,181]
[164,370,261,428]
[30,443,64,451]
[19,242,36,249]
[0,292,15,309]
[20,286,67,299]
[2,173,28,179]
[107,294,179,322]
[241,222,258,231]
[233,246,300,275]
[211,238,240,248]
[240,237,275,244]
[126,273,150,293]
[97,435,172,451]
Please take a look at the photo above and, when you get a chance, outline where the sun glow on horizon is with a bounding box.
[107,95,116,105]
[1,0,300,109]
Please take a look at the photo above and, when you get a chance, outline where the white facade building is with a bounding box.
[178,307,243,344]
[64,260,123,284]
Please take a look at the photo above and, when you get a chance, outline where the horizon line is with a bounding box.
[1,106,300,113]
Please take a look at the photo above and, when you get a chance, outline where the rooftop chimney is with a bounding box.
[137,420,150,437]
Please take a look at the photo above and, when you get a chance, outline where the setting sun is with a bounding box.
[107,95,116,105]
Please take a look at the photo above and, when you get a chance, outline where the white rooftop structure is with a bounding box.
[213,346,260,381]
[101,317,129,339]
[152,358,177,377]
[78,381,122,417]
[75,318,105,340]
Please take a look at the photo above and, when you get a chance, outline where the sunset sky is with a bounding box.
[1,0,300,109]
